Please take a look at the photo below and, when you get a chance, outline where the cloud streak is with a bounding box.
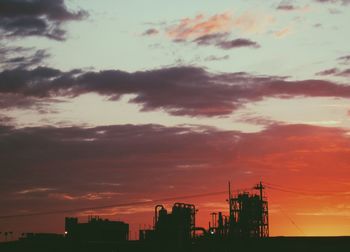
[193,32,260,49]
[0,67,350,116]
[2,66,350,117]
[0,46,50,69]
[316,67,350,77]
[315,0,350,5]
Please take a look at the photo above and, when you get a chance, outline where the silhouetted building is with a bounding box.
[140,182,269,245]
[139,229,155,241]
[153,203,196,245]
[65,216,129,242]
[19,233,64,242]
[228,182,269,238]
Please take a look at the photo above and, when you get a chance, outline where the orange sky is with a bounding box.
[1,0,350,240]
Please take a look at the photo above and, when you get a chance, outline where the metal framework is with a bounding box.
[228,182,269,238]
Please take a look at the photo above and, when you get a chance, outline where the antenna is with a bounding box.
[228,181,232,216]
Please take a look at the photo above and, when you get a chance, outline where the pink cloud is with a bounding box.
[167,13,232,40]
[166,11,275,41]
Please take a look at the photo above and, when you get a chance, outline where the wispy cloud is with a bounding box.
[142,28,159,36]
[274,26,293,38]
[167,12,275,39]
[192,32,260,49]
[16,187,56,194]
[49,192,123,201]
[167,13,233,41]
[315,0,350,6]
[276,2,311,12]
[316,67,350,77]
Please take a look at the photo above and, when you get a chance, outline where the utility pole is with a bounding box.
[254,181,268,237]
[228,181,232,216]
[254,181,264,201]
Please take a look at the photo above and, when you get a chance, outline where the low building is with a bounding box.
[65,216,129,242]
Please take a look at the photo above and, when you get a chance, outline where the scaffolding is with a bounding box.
[228,182,269,238]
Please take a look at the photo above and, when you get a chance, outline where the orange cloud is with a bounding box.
[167,12,275,41]
[167,13,232,40]
[274,26,293,38]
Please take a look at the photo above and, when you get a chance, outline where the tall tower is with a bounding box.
[228,181,269,238]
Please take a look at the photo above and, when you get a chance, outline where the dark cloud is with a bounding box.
[142,28,159,36]
[193,33,229,46]
[338,68,350,77]
[315,55,350,77]
[0,123,239,215]
[2,66,350,116]
[276,1,308,11]
[315,0,350,5]
[0,114,15,126]
[193,33,260,50]
[0,93,64,112]
[277,3,297,11]
[316,68,339,76]
[1,122,350,229]
[217,39,260,50]
[0,0,87,40]
[0,45,50,69]
[315,67,350,77]
[338,55,350,64]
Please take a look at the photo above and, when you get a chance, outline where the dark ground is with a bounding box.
[1,237,350,252]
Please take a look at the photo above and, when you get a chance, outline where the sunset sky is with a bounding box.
[1,0,350,239]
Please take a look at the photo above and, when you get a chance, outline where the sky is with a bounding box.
[1,0,350,239]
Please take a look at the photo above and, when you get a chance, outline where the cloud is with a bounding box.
[315,0,350,5]
[0,0,87,40]
[49,192,122,201]
[237,114,283,126]
[338,69,350,77]
[277,3,297,11]
[338,55,350,65]
[160,12,273,49]
[192,32,229,46]
[0,93,64,112]
[1,123,350,221]
[167,13,232,41]
[217,38,260,49]
[276,2,310,12]
[274,26,293,38]
[0,114,15,125]
[3,66,350,117]
[0,45,50,69]
[0,123,238,205]
[142,28,159,36]
[316,67,350,77]
[328,8,342,14]
[204,55,230,61]
[316,68,339,76]
[16,187,55,195]
[193,33,260,50]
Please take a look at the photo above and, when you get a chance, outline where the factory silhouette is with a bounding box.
[1,182,350,251]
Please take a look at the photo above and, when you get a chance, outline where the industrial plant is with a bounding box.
[138,181,269,246]
[1,181,349,251]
